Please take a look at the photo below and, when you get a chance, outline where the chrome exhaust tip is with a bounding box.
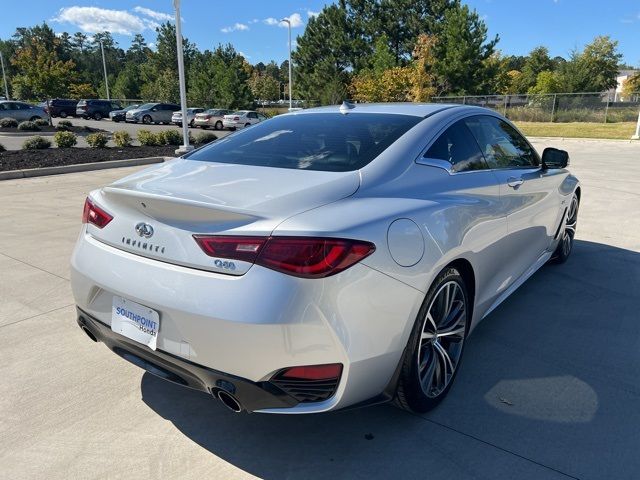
[216,390,242,413]
[80,324,98,342]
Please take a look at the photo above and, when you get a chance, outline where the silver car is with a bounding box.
[171,108,205,127]
[71,103,580,414]
[126,102,180,124]
[222,110,267,130]
[0,101,49,122]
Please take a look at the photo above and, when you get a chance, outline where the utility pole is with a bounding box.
[0,51,9,100]
[281,18,292,110]
[99,40,110,100]
[174,0,193,154]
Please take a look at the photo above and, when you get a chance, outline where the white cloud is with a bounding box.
[283,13,303,28]
[52,6,149,35]
[265,13,304,28]
[307,10,319,18]
[133,6,173,22]
[221,22,249,33]
[248,18,259,24]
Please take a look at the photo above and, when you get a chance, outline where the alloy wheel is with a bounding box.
[562,195,579,257]
[417,281,467,398]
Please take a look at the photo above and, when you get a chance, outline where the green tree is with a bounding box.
[433,4,498,94]
[528,70,562,94]
[515,46,552,92]
[560,36,622,92]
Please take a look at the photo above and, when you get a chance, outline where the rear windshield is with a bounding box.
[186,113,421,172]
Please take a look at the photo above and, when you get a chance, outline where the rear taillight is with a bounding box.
[233,116,240,121]
[204,114,212,119]
[193,235,375,278]
[82,197,113,228]
[277,364,343,380]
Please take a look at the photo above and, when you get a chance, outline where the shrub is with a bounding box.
[56,120,73,131]
[162,129,181,145]
[58,119,73,127]
[86,132,109,148]
[113,131,132,148]
[0,142,5,152]
[0,117,19,128]
[194,131,217,144]
[34,118,49,127]
[53,131,78,148]
[22,136,51,150]
[17,121,40,131]
[138,129,163,146]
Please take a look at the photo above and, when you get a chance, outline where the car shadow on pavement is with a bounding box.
[140,239,640,480]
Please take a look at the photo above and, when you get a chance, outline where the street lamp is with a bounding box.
[280,17,292,111]
[0,51,9,100]
[99,39,110,100]
[173,0,193,154]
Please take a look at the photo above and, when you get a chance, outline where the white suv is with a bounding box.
[222,110,267,130]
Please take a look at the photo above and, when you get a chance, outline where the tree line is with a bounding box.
[0,0,636,107]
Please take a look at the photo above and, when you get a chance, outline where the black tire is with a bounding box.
[396,267,470,413]
[245,123,251,128]
[59,111,68,119]
[201,125,208,130]
[550,192,579,264]
[189,119,194,128]
[142,115,152,125]
[215,121,222,130]
[113,119,120,123]
[93,112,102,121]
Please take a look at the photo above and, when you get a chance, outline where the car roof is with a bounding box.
[293,102,465,117]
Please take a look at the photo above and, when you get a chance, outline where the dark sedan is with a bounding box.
[109,104,141,123]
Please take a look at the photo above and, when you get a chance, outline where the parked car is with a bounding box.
[71,103,580,414]
[193,109,233,130]
[126,103,180,124]
[109,104,141,123]
[45,98,78,118]
[0,100,49,122]
[76,100,122,120]
[222,110,267,130]
[171,108,205,127]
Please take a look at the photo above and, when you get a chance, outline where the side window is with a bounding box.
[424,120,488,173]
[248,112,258,119]
[465,115,539,169]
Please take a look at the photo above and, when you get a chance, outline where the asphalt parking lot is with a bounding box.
[1,138,639,479]
[0,117,232,150]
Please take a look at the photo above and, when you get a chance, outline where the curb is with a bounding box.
[0,156,170,181]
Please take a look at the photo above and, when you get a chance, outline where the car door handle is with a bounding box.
[507,177,524,188]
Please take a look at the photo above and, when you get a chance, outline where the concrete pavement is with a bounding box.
[0,138,639,479]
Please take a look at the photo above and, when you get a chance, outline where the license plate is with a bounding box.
[111,296,160,350]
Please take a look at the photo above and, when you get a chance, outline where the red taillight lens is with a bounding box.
[194,235,375,278]
[82,197,113,228]
[204,114,212,119]
[233,116,240,121]
[277,363,343,381]
[193,235,266,263]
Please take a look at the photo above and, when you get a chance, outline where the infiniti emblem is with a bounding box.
[135,222,154,238]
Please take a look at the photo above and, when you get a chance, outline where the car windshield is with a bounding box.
[124,105,140,111]
[185,113,421,172]
[137,103,156,110]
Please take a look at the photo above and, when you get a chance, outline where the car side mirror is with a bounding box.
[542,147,569,169]
[152,108,158,112]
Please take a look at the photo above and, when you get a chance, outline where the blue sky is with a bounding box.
[0,0,638,66]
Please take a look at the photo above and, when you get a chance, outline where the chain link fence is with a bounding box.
[432,92,640,123]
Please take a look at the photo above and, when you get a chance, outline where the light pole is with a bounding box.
[99,39,110,100]
[280,18,292,110]
[174,0,193,154]
[0,51,9,100]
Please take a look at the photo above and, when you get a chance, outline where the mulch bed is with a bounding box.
[0,145,177,171]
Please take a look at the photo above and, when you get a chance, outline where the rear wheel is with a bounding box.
[550,192,579,264]
[215,121,222,130]
[396,267,470,413]
[245,123,251,128]
[189,119,194,127]
[59,111,68,119]
[93,112,102,121]
[142,115,152,124]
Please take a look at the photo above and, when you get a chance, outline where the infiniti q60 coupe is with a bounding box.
[71,103,580,414]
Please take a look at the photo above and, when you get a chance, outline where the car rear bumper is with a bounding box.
[76,307,300,412]
[71,230,423,412]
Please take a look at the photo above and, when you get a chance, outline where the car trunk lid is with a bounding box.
[87,158,360,274]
